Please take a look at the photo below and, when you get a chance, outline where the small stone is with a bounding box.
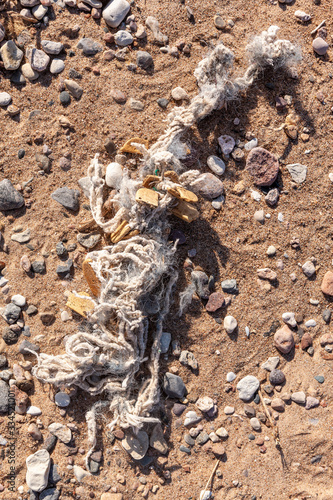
[26,47,50,72]
[7,104,20,116]
[32,4,48,19]
[77,38,102,56]
[313,37,328,56]
[218,135,235,155]
[105,162,123,188]
[18,149,26,159]
[314,375,324,384]
[191,173,224,200]
[56,259,73,278]
[26,449,51,492]
[180,444,191,454]
[250,418,261,431]
[274,325,295,354]
[305,396,319,410]
[102,0,130,28]
[11,295,26,307]
[150,424,168,454]
[171,87,188,100]
[282,312,296,328]
[0,380,9,413]
[55,392,71,407]
[2,303,21,324]
[18,339,40,354]
[224,315,237,334]
[0,93,12,107]
[114,30,133,46]
[50,59,65,74]
[206,292,224,312]
[321,271,333,296]
[320,333,333,346]
[0,41,23,70]
[221,279,238,294]
[265,188,279,206]
[301,333,312,350]
[224,405,234,415]
[110,89,127,104]
[64,79,83,99]
[254,210,265,224]
[237,375,260,401]
[26,405,42,415]
[291,391,306,404]
[246,147,279,186]
[294,10,311,22]
[322,309,331,323]
[77,233,101,249]
[160,332,171,354]
[41,40,63,55]
[266,245,276,256]
[257,268,277,281]
[0,179,25,210]
[214,15,225,29]
[207,156,225,176]
[20,255,31,272]
[305,319,316,328]
[2,328,19,345]
[287,164,307,184]
[31,260,45,273]
[51,187,79,211]
[269,369,285,385]
[48,423,72,444]
[28,422,43,440]
[196,432,209,445]
[244,404,256,417]
[163,372,186,398]
[196,396,214,413]
[271,398,285,412]
[128,98,144,111]
[184,410,202,427]
[179,350,198,370]
[122,430,149,460]
[157,98,169,108]
[73,465,90,482]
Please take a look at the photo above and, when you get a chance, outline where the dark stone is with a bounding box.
[157,98,169,109]
[51,187,80,211]
[248,433,255,440]
[77,38,102,56]
[42,433,57,452]
[18,339,40,354]
[56,242,68,257]
[104,137,116,155]
[56,259,73,278]
[2,327,19,345]
[244,404,256,417]
[48,463,62,484]
[0,179,25,210]
[136,50,153,70]
[172,403,186,416]
[39,487,60,500]
[163,372,186,399]
[311,455,322,464]
[269,369,285,385]
[192,270,210,299]
[169,229,186,245]
[68,68,82,79]
[18,148,26,159]
[221,279,238,294]
[179,444,191,454]
[31,260,46,274]
[10,70,26,84]
[60,91,71,105]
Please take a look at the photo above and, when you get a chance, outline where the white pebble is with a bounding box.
[278,212,284,222]
[245,326,250,337]
[226,371,236,382]
[11,294,26,307]
[294,10,311,22]
[0,92,12,107]
[244,138,258,150]
[224,315,237,334]
[267,245,276,256]
[250,189,261,202]
[329,173,333,182]
[207,155,225,176]
[302,261,316,278]
[61,310,71,322]
[105,162,123,188]
[171,86,188,100]
[305,319,316,327]
[282,312,296,328]
[26,406,42,416]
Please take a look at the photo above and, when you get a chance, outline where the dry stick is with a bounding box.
[310,20,326,36]
[200,458,220,499]
[258,389,280,446]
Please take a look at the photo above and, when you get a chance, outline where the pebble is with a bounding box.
[0,22,4,42]
[2,328,19,345]
[216,427,228,439]
[205,292,224,312]
[22,61,41,81]
[122,430,149,460]
[0,92,12,107]
[55,392,71,407]
[61,311,71,322]
[114,30,133,46]
[28,422,43,441]
[265,188,279,206]
[271,398,285,412]
[313,37,329,56]
[171,87,188,100]
[226,372,236,382]
[77,38,103,56]
[250,417,261,431]
[257,268,277,281]
[73,465,90,482]
[214,15,225,29]
[102,0,130,28]
[105,162,123,188]
[305,319,316,328]
[196,396,214,413]
[128,98,144,111]
[314,375,324,384]
[77,232,101,249]
[150,424,168,454]
[157,98,169,108]
[321,271,333,296]
[251,190,262,202]
[244,138,258,151]
[2,303,21,324]
[287,164,307,184]
[196,431,209,445]
[0,380,9,413]
[56,259,73,278]
[51,187,79,211]
[266,245,276,256]
[27,405,42,416]
[163,372,186,398]
[305,396,319,410]
[291,391,306,404]
[191,173,224,200]
[294,10,311,22]
[18,339,40,354]
[180,444,191,454]
[207,155,225,176]
[0,41,23,70]
[48,423,72,444]
[274,325,294,354]
[322,309,331,323]
[31,260,45,274]
[0,179,25,210]
[18,149,26,159]
[32,4,48,19]
[64,79,83,99]
[11,294,26,307]
[301,333,313,350]
[50,59,65,74]
[269,369,285,385]
[110,89,127,104]
[254,210,265,224]
[221,279,238,294]
[179,350,198,370]
[237,375,259,401]
[211,194,224,210]
[26,47,50,72]
[184,411,202,427]
[218,135,235,155]
[11,228,31,244]
[224,315,237,334]
[282,312,296,328]
[60,91,71,105]
[26,449,51,492]
[160,332,171,353]
[39,487,60,500]
[224,406,234,415]
[246,147,279,186]
[302,261,316,278]
[7,104,20,116]
[41,40,63,55]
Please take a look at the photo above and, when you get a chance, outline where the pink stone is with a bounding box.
[312,37,329,56]
[305,396,319,410]
[246,147,279,187]
[274,325,295,354]
[205,292,225,312]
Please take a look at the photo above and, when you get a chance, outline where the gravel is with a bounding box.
[237,375,260,401]
[0,179,25,210]
[51,187,80,211]
[163,372,186,398]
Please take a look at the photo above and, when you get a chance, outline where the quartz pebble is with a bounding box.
[0,93,12,107]
[224,315,237,334]
[226,372,236,382]
[50,59,65,74]
[207,155,225,176]
[26,449,51,492]
[266,245,276,256]
[171,87,188,100]
[27,406,42,416]
[237,375,259,401]
[274,326,294,354]
[254,210,265,224]
[282,312,296,328]
[305,319,316,328]
[302,261,316,278]
[291,391,306,404]
[105,162,123,188]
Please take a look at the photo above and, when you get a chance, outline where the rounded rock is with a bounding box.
[224,315,237,334]
[269,369,285,385]
[171,87,188,100]
[246,147,279,187]
[114,30,133,46]
[207,155,225,176]
[313,37,329,56]
[50,59,65,74]
[105,162,123,188]
[236,375,260,401]
[55,392,71,407]
[0,93,12,107]
[274,325,295,354]
[321,271,333,296]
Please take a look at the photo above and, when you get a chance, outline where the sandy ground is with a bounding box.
[0,0,333,498]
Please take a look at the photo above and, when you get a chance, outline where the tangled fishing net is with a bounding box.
[32,26,301,461]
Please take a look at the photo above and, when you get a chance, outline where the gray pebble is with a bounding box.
[157,98,169,108]
[265,188,279,206]
[77,232,101,249]
[269,369,285,385]
[51,187,80,211]
[2,328,19,345]
[41,40,64,55]
[221,279,238,294]
[56,242,67,257]
[179,444,191,454]
[0,179,25,211]
[163,372,186,399]
[56,259,73,278]
[77,38,102,56]
[160,332,171,353]
[196,432,209,445]
[2,303,21,324]
[31,260,46,274]
[18,339,40,354]
[114,30,133,46]
[184,434,195,446]
[18,149,26,159]
[39,487,60,500]
[136,50,153,70]
[0,380,9,413]
[322,309,331,323]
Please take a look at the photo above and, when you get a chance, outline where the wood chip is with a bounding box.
[167,185,198,203]
[66,292,95,318]
[135,188,159,207]
[171,200,199,222]
[110,220,131,244]
[82,259,101,296]
[119,137,149,154]
[78,218,99,233]
[142,175,160,188]
[164,170,179,183]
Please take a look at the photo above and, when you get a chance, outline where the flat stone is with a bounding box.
[254,210,265,223]
[0,380,9,413]
[77,38,103,56]
[39,488,60,500]
[257,268,277,281]
[122,430,149,460]
[18,339,40,354]
[160,332,171,353]
[56,259,73,277]
[207,155,225,176]
[26,449,51,492]
[216,427,228,439]
[224,405,234,415]
[64,79,83,99]
[20,8,38,22]
[313,37,328,56]
[314,375,324,384]
[218,135,235,155]
[102,0,130,28]
[51,187,79,211]
[180,444,191,454]
[50,59,65,74]
[171,87,188,100]
[0,41,23,70]
[305,396,319,410]
[244,404,256,417]
[196,431,209,445]
[55,392,70,407]
[291,391,306,404]
[287,164,307,184]
[163,372,186,398]
[246,147,279,186]
[77,232,101,249]
[128,98,144,111]
[237,375,260,401]
[0,179,25,210]
[2,303,21,324]
[136,50,153,70]
[73,465,90,482]
[172,403,186,416]
[224,315,237,334]
[221,279,238,293]
[0,92,12,107]
[305,319,316,328]
[206,292,224,312]
[26,405,42,416]
[114,30,133,46]
[274,325,294,354]
[196,396,214,413]
[41,40,63,55]
[48,423,72,444]
[149,424,168,454]
[226,372,236,382]
[321,271,333,296]
[26,47,50,72]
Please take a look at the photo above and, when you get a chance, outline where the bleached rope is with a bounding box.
[32,26,301,461]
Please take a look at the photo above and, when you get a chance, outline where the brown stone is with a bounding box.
[320,334,333,346]
[275,96,287,111]
[255,437,264,446]
[271,398,285,412]
[321,271,333,296]
[14,386,29,414]
[205,292,225,312]
[274,325,294,354]
[300,333,312,350]
[246,147,279,187]
[39,312,55,325]
[28,423,42,440]
[257,268,277,281]
[212,443,225,456]
[114,429,125,440]
[110,89,127,104]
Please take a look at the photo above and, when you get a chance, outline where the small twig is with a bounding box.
[311,20,326,36]
[258,389,280,446]
[201,459,220,498]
